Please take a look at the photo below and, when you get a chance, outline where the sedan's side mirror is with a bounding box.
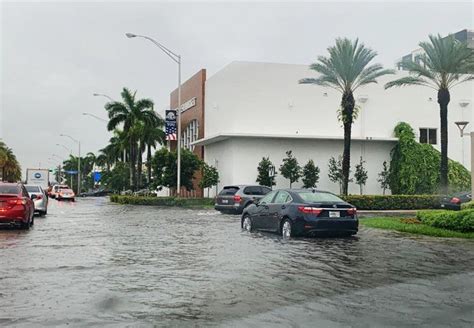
[31,194,37,200]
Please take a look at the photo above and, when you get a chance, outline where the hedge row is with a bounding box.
[341,195,441,210]
[461,201,474,210]
[110,195,215,207]
[417,209,474,232]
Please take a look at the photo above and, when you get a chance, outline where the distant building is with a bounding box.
[397,29,473,70]
[170,62,472,197]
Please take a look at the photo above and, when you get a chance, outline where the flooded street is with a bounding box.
[1,198,473,327]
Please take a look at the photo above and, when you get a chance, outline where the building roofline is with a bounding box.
[191,133,398,146]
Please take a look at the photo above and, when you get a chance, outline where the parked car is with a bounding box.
[440,191,472,210]
[241,189,358,237]
[215,185,272,214]
[0,182,35,229]
[25,185,49,216]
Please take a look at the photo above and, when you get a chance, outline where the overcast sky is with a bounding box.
[1,0,472,175]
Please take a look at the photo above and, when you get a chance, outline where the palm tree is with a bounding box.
[385,34,474,193]
[105,88,159,190]
[300,38,394,195]
[140,118,165,186]
[0,142,21,182]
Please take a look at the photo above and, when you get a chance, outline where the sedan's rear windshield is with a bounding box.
[297,191,343,203]
[0,185,20,194]
[219,186,240,195]
[59,186,69,190]
[26,186,40,192]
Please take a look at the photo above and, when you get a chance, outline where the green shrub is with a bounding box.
[461,201,474,210]
[109,195,215,207]
[417,209,474,232]
[389,122,471,194]
[341,195,441,210]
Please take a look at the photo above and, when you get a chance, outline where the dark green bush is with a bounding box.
[389,122,471,194]
[341,195,441,210]
[417,209,474,232]
[109,195,215,207]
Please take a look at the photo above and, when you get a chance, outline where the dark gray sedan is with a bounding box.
[241,189,358,237]
[215,185,272,214]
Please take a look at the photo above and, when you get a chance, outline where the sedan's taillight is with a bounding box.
[347,208,357,216]
[298,206,323,215]
[450,197,461,204]
[7,198,27,206]
[233,195,241,203]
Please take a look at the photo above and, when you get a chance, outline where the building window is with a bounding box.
[419,128,437,145]
[181,119,199,151]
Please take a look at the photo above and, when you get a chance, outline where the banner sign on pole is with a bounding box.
[93,172,101,183]
[165,110,177,141]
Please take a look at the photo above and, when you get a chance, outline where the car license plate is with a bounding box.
[222,199,228,204]
[329,211,340,218]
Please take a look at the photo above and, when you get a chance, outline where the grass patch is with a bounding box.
[360,217,474,239]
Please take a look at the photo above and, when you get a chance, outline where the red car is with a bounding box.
[0,182,35,229]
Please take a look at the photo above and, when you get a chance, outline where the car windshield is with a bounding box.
[219,186,239,195]
[0,185,20,194]
[297,191,343,203]
[26,186,40,193]
[59,186,70,190]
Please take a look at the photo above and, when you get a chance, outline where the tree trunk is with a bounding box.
[137,142,143,189]
[438,88,450,194]
[341,92,355,196]
[147,145,152,185]
[129,139,134,190]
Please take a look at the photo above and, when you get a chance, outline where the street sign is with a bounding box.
[65,170,78,175]
[268,165,275,177]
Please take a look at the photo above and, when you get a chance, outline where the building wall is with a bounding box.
[170,69,206,197]
[204,61,473,167]
[204,137,394,197]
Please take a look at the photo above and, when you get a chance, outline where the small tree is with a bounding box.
[302,159,320,188]
[199,162,219,198]
[354,157,368,195]
[151,148,202,191]
[328,156,345,194]
[377,161,390,195]
[279,150,302,188]
[256,157,276,187]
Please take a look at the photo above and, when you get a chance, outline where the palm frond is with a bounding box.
[384,76,436,89]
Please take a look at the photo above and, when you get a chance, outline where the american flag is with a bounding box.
[166,124,177,141]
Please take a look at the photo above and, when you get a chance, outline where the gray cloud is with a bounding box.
[1,1,472,174]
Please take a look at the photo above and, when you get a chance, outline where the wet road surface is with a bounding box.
[1,197,473,327]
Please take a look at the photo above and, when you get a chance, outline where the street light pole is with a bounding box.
[82,112,108,122]
[60,134,81,194]
[93,93,114,102]
[125,32,182,196]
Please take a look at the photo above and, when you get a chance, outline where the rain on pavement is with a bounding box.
[1,198,473,327]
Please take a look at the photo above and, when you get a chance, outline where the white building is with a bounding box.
[181,61,472,196]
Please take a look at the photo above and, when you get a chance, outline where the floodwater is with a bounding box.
[1,198,473,327]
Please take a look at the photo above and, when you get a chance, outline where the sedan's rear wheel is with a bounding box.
[242,215,253,232]
[281,219,292,238]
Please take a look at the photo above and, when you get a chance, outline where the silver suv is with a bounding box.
[215,185,272,214]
